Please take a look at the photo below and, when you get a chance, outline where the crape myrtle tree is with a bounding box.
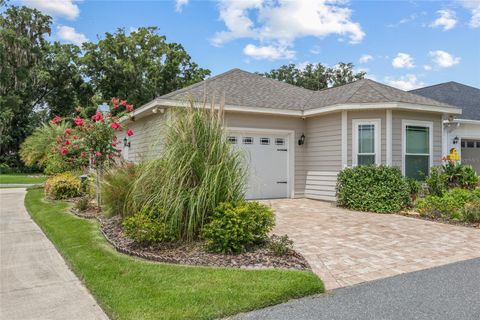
[50,98,135,208]
[258,62,366,90]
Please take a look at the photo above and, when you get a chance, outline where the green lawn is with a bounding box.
[0,173,46,184]
[25,189,324,320]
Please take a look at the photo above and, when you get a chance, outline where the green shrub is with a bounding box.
[405,177,421,196]
[416,188,480,221]
[127,103,247,241]
[75,197,90,212]
[336,165,410,213]
[463,199,480,223]
[123,209,176,244]
[442,161,478,190]
[425,166,448,196]
[268,235,293,256]
[44,172,82,199]
[203,202,275,253]
[101,163,136,217]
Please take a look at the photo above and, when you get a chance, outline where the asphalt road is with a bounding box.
[233,258,480,320]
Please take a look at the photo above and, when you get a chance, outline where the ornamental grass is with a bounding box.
[126,99,247,241]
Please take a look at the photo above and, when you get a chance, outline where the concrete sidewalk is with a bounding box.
[0,188,108,320]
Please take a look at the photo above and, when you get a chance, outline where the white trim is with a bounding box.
[386,109,392,165]
[444,119,480,125]
[352,119,381,166]
[226,127,295,199]
[401,120,434,176]
[441,114,447,157]
[341,111,348,168]
[127,98,462,122]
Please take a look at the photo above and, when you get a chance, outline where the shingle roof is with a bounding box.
[159,68,458,111]
[410,82,480,120]
[161,68,312,111]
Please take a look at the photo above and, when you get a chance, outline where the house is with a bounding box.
[410,82,480,173]
[119,69,461,201]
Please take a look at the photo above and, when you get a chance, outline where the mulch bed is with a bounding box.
[398,211,480,229]
[71,208,311,271]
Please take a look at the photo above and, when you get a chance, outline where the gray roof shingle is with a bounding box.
[410,82,480,120]
[159,68,458,111]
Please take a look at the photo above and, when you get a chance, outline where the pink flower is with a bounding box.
[127,129,134,136]
[74,117,84,127]
[120,100,127,106]
[64,128,72,135]
[110,122,120,130]
[125,104,134,112]
[51,116,62,125]
[95,151,102,157]
[64,139,70,145]
[60,147,68,155]
[91,111,104,122]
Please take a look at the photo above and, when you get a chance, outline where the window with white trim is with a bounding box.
[227,136,237,144]
[403,121,432,180]
[352,119,381,166]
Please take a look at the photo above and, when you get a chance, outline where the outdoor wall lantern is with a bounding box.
[453,136,459,145]
[123,137,131,148]
[298,133,306,146]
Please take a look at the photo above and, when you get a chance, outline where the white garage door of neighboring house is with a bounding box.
[461,139,480,174]
[228,131,291,200]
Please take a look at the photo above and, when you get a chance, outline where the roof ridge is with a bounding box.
[344,80,375,103]
[360,79,392,102]
[409,81,455,92]
[160,68,243,98]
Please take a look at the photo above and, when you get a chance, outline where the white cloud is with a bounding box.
[387,12,426,28]
[310,45,321,55]
[212,0,364,59]
[22,0,79,20]
[459,0,480,28]
[392,53,415,69]
[243,44,295,60]
[429,50,461,68]
[359,54,373,63]
[385,74,425,91]
[430,10,457,31]
[175,0,189,12]
[57,25,88,46]
[424,65,432,71]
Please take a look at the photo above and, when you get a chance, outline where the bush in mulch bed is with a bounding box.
[101,216,310,271]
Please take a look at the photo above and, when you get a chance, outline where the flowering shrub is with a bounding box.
[50,98,134,169]
[49,98,135,206]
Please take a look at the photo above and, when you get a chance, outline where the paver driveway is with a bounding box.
[263,199,480,290]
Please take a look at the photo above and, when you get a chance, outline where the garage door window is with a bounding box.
[227,136,237,144]
[242,137,253,145]
[403,121,432,180]
[275,138,285,146]
[260,138,270,145]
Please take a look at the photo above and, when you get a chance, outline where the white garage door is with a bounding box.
[461,139,480,174]
[228,132,290,200]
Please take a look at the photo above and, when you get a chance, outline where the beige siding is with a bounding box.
[224,112,307,197]
[347,110,387,166]
[392,110,443,169]
[118,112,168,163]
[303,113,342,201]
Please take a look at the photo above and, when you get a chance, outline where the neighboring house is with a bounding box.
[119,69,461,201]
[410,82,480,174]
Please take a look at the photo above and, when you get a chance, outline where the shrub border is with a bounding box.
[69,208,312,270]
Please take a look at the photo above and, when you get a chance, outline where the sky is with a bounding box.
[15,0,480,90]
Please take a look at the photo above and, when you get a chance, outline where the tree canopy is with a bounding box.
[258,63,366,91]
[81,27,211,107]
[0,4,210,169]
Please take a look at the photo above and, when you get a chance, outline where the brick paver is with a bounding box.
[263,199,480,290]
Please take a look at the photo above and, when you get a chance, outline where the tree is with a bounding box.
[259,62,365,90]
[0,5,52,166]
[81,27,211,107]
